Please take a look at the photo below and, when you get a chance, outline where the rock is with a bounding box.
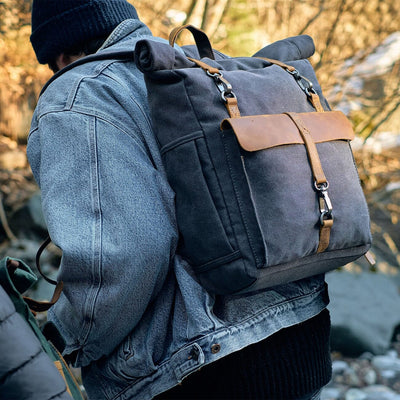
[27,191,47,231]
[380,369,397,380]
[5,238,41,264]
[332,360,350,374]
[344,388,367,400]
[344,368,362,386]
[362,368,377,385]
[371,355,400,372]
[363,385,400,400]
[386,350,399,359]
[359,352,375,361]
[10,191,48,238]
[321,386,346,400]
[326,271,400,356]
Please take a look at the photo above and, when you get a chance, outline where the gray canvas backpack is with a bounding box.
[41,25,372,296]
[134,25,372,295]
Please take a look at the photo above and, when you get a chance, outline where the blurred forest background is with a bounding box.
[0,1,400,271]
[1,0,400,143]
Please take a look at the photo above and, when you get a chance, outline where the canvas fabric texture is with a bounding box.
[133,26,372,295]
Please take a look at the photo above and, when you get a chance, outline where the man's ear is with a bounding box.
[55,53,84,70]
[55,53,69,71]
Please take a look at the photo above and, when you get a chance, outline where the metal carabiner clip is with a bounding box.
[315,182,333,223]
[206,70,236,103]
[286,68,317,97]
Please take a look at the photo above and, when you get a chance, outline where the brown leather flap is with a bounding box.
[221,110,354,152]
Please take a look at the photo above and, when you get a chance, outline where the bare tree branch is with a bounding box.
[298,0,326,35]
[315,0,347,71]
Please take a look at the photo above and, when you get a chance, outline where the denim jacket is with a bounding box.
[28,19,329,400]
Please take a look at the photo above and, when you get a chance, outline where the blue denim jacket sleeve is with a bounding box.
[27,74,178,364]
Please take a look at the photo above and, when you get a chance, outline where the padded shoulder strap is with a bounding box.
[40,50,135,96]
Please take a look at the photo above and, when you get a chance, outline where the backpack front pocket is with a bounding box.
[222,111,371,268]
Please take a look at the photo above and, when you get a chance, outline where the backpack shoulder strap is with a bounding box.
[40,50,135,96]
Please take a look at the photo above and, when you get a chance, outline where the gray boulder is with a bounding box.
[326,270,400,356]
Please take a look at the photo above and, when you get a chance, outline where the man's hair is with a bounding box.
[48,36,108,73]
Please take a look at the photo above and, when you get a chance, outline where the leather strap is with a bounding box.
[23,281,63,313]
[221,111,354,151]
[257,57,325,112]
[285,112,333,253]
[310,92,324,112]
[285,112,327,186]
[169,24,215,60]
[259,57,296,72]
[225,97,241,118]
[317,218,333,253]
[187,57,220,74]
[188,58,241,118]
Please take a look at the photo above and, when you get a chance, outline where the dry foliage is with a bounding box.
[0,0,399,140]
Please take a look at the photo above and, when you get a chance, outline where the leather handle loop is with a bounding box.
[169,24,215,60]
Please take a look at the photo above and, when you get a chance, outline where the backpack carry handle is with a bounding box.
[169,24,215,60]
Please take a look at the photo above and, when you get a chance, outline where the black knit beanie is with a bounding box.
[30,0,139,64]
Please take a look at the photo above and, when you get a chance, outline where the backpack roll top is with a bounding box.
[135,26,372,295]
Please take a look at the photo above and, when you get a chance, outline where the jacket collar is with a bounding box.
[99,19,153,51]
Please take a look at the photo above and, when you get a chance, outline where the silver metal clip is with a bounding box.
[315,182,333,225]
[287,68,317,98]
[206,70,237,103]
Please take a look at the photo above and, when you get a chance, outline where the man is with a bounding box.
[28,1,332,399]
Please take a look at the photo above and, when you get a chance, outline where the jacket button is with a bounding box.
[211,344,221,354]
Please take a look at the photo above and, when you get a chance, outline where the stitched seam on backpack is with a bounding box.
[160,131,204,155]
[222,137,262,267]
[194,139,237,253]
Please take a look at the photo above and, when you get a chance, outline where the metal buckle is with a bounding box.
[286,68,317,97]
[206,70,237,102]
[315,182,333,224]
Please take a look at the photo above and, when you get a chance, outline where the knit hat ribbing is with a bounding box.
[30,0,139,64]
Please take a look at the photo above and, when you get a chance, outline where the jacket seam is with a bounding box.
[80,115,103,346]
[64,60,131,110]
[101,67,153,134]
[35,109,149,158]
